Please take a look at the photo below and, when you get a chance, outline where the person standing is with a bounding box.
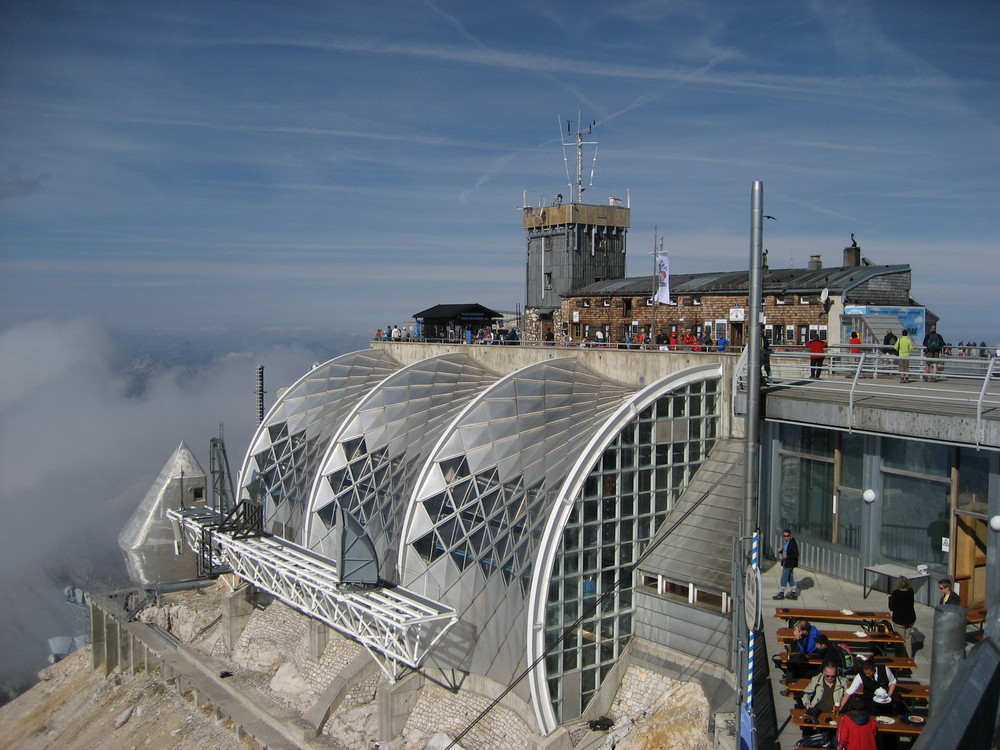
[806,334,827,379]
[774,528,799,600]
[938,578,960,605]
[849,331,862,354]
[923,324,945,380]
[882,329,897,350]
[761,337,772,384]
[888,576,916,657]
[716,333,729,352]
[894,329,914,383]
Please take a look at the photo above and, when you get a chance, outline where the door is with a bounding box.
[953,513,987,607]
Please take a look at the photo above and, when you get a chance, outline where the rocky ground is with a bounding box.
[1,583,719,750]
[0,648,245,750]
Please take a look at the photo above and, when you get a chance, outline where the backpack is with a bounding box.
[834,643,856,675]
[926,331,943,352]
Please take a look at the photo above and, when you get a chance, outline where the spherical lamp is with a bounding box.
[862,489,877,504]
[990,515,1000,532]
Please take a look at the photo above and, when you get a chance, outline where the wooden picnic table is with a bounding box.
[791,708,926,737]
[773,606,893,631]
[776,652,916,674]
[777,627,904,655]
[784,678,930,703]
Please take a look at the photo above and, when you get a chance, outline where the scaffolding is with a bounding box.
[167,504,457,677]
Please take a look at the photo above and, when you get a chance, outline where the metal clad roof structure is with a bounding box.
[639,438,745,593]
[572,264,910,297]
[221,348,723,733]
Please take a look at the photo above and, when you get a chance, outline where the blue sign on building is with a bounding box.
[843,305,927,342]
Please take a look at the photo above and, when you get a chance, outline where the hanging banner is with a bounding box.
[654,253,672,305]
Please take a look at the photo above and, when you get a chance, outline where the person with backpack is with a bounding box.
[923,324,945,380]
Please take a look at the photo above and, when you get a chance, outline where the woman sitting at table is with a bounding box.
[836,694,877,750]
[839,657,897,715]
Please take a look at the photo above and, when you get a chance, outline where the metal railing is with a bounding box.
[736,347,1000,445]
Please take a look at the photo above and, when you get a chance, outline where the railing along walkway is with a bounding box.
[736,347,1000,445]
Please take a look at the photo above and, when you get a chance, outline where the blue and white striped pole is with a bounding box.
[746,528,760,708]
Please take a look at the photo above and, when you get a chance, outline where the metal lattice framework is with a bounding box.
[167,507,456,674]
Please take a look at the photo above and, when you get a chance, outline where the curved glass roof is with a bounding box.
[398,358,633,687]
[238,349,402,542]
[234,346,723,734]
[304,353,498,577]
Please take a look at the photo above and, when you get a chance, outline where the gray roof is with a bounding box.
[639,438,745,592]
[571,264,910,297]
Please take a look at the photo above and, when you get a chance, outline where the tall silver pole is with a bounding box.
[736,181,765,749]
[745,181,763,538]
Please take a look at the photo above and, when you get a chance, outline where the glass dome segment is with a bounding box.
[238,349,402,542]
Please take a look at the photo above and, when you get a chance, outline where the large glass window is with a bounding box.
[778,425,835,542]
[544,380,719,723]
[880,473,950,566]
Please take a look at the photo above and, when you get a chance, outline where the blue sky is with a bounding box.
[2,0,998,342]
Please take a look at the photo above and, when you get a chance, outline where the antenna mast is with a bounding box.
[561,116,597,204]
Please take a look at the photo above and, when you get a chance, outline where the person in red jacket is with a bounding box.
[836,695,878,750]
[807,334,828,379]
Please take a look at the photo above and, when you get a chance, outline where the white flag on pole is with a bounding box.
[654,252,672,305]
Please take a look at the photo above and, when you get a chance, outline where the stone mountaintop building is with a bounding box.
[526,244,934,351]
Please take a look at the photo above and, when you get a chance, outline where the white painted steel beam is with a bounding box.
[167,508,456,669]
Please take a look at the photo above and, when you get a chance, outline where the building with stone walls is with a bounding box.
[552,248,928,350]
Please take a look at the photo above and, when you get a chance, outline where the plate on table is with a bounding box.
[840,609,855,615]
[827,720,839,726]
[902,715,926,726]
[875,716,895,725]
[853,630,868,638]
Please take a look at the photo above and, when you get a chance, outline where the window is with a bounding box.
[800,295,815,305]
[602,299,611,307]
[544,272,552,290]
[581,299,591,308]
[776,295,787,305]
[692,296,702,306]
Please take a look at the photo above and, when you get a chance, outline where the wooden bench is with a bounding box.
[776,652,916,674]
[774,606,893,631]
[791,708,926,737]
[785,678,930,703]
[777,627,904,655]
[968,607,987,630]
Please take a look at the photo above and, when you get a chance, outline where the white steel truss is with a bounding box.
[167,507,456,673]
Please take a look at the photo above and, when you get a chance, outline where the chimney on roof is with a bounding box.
[844,245,861,267]
[808,254,822,270]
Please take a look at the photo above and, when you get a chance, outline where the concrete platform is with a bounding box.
[761,561,935,747]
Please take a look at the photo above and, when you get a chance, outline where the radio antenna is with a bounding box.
[558,114,598,204]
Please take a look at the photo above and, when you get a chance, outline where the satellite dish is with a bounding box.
[819,288,830,303]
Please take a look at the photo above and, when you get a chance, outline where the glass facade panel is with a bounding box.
[880,473,950,566]
[543,379,720,722]
[957,448,989,515]
[779,455,834,541]
[883,438,950,477]
[841,433,864,489]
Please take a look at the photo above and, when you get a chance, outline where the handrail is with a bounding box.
[734,350,1000,447]
[978,357,998,444]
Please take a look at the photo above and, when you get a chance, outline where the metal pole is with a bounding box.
[736,181,765,749]
[929,604,967,725]
[650,229,657,349]
[745,181,764,539]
